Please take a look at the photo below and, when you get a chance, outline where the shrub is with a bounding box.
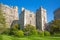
[44,31,50,36]
[11,24,19,31]
[26,30,38,36]
[54,32,60,37]
[10,24,19,35]
[24,24,37,36]
[31,30,38,35]
[15,30,24,37]
[38,31,44,37]
[24,24,36,31]
[2,28,10,35]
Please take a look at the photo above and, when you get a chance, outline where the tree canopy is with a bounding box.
[49,20,60,34]
[0,9,6,33]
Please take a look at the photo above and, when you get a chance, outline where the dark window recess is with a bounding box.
[30,14,32,17]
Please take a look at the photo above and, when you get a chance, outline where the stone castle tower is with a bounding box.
[36,6,47,31]
[19,7,36,29]
[20,7,47,31]
[0,3,18,28]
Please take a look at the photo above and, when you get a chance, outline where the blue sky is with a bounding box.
[0,0,60,22]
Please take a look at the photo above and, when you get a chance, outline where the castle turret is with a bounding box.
[36,6,47,31]
[21,7,25,12]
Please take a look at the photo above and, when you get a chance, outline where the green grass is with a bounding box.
[0,35,60,40]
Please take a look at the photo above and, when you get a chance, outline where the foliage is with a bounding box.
[53,31,60,37]
[2,28,10,35]
[44,31,50,36]
[15,30,24,37]
[10,24,19,35]
[0,9,6,33]
[27,30,38,36]
[24,24,36,31]
[0,10,6,25]
[31,30,38,35]
[10,24,24,37]
[38,31,44,37]
[49,20,60,34]
[24,24,37,36]
[11,24,19,30]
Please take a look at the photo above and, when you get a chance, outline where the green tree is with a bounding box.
[10,24,24,37]
[12,24,19,30]
[10,24,19,35]
[44,31,50,36]
[24,24,37,36]
[24,24,36,31]
[38,31,44,37]
[0,9,6,33]
[49,20,60,34]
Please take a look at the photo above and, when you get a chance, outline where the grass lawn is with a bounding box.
[0,35,60,40]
